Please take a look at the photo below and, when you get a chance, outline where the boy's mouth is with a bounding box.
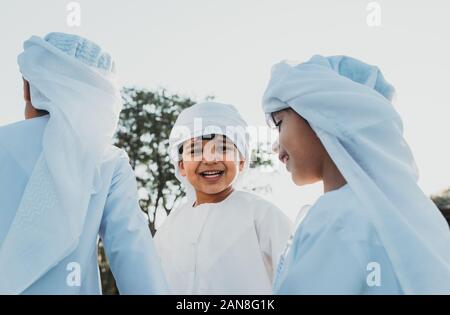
[199,170,225,179]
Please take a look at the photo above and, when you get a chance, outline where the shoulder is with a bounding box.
[290,187,386,277]
[233,190,278,209]
[233,190,291,221]
[0,116,48,146]
[297,185,378,245]
[0,117,48,171]
[104,146,131,169]
[163,200,191,221]
[102,146,136,187]
[155,201,190,240]
[0,116,47,133]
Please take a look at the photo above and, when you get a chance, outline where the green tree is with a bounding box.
[115,87,196,235]
[431,188,450,226]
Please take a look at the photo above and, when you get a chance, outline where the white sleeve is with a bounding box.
[99,154,168,294]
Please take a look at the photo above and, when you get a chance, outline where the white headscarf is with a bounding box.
[0,33,122,294]
[262,55,450,294]
[169,102,250,204]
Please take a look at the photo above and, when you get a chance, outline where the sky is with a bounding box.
[1,0,450,221]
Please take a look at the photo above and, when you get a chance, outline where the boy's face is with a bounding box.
[271,109,327,186]
[178,134,245,195]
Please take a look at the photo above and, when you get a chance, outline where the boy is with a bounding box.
[0,33,167,294]
[262,55,450,294]
[155,102,292,294]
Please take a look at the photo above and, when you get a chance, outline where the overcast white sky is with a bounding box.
[1,0,449,221]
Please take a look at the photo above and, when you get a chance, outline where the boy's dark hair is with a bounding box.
[178,134,216,155]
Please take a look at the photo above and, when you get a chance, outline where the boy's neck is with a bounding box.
[322,153,347,193]
[194,186,235,207]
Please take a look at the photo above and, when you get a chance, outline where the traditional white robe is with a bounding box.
[274,184,402,294]
[0,116,168,294]
[262,55,450,294]
[155,190,292,295]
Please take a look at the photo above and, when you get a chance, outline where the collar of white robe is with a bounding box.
[0,34,122,294]
[262,55,450,294]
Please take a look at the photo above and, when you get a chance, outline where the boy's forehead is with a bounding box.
[182,134,234,147]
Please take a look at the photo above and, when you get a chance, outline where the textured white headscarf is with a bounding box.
[0,33,122,294]
[262,55,450,294]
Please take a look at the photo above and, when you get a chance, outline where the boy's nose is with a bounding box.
[202,145,218,162]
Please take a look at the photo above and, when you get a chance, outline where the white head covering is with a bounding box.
[0,33,122,294]
[262,55,450,294]
[169,102,250,203]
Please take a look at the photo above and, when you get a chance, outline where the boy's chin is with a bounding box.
[292,172,306,186]
[198,186,229,195]
[194,182,233,195]
[292,173,317,187]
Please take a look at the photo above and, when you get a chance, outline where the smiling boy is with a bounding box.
[262,55,450,294]
[154,102,292,294]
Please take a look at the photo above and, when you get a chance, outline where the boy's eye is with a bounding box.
[190,148,202,155]
[275,120,282,132]
[218,143,236,152]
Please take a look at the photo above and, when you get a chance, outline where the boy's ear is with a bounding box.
[178,160,187,177]
[239,160,245,172]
